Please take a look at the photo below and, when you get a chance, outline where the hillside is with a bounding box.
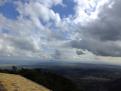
[0,73,51,91]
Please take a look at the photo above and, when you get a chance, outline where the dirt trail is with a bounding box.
[0,73,51,91]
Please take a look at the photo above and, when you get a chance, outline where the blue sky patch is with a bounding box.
[0,1,19,20]
[0,28,18,36]
[52,0,75,18]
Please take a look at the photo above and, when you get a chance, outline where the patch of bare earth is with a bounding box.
[0,73,51,91]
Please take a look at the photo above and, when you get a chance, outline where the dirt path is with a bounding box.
[0,73,51,91]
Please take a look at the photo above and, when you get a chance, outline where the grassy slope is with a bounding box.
[0,73,51,91]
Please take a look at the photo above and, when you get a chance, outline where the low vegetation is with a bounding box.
[0,67,80,91]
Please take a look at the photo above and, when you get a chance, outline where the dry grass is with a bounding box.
[0,73,51,91]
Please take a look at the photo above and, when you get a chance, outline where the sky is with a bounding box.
[0,0,121,65]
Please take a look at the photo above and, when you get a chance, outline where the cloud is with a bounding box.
[0,0,121,62]
[76,49,84,55]
[73,0,110,23]
[69,39,121,57]
[0,0,70,59]
[83,0,121,41]
[16,1,62,26]
[68,0,121,57]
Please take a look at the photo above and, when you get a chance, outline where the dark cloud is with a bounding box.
[68,0,121,57]
[81,0,121,41]
[83,19,121,41]
[76,50,84,55]
[52,50,62,59]
[69,39,121,57]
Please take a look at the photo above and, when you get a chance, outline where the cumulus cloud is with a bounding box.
[69,0,121,57]
[0,0,121,62]
[0,0,70,59]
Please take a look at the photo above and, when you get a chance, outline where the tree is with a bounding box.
[12,66,17,72]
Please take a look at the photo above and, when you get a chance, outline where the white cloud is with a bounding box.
[73,0,111,23]
[0,0,71,60]
[22,0,63,8]
[1,0,121,64]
